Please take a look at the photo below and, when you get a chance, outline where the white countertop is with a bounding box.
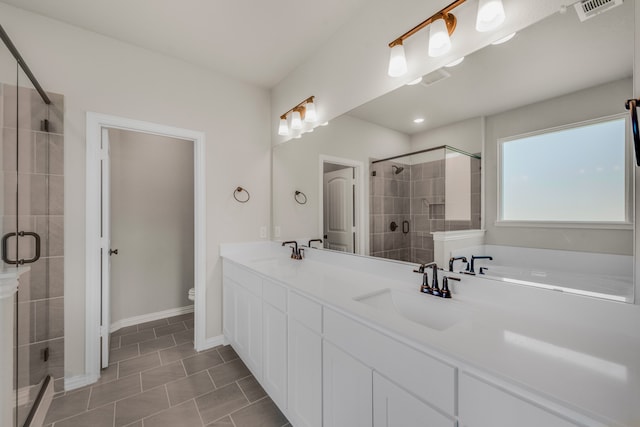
[221,242,640,427]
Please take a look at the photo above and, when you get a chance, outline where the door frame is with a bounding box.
[85,112,206,381]
[318,155,365,255]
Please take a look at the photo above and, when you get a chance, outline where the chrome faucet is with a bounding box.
[448,256,468,272]
[282,241,303,260]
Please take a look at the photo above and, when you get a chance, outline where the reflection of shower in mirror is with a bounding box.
[392,165,404,174]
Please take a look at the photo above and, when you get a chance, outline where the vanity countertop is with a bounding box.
[221,242,640,427]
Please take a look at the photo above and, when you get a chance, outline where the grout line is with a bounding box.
[112,400,116,427]
[236,378,251,403]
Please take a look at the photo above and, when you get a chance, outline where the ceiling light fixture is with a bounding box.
[445,57,465,67]
[413,118,425,123]
[278,96,317,137]
[387,0,506,77]
[491,31,516,45]
[407,77,423,85]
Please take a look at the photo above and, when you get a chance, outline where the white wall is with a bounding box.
[272,114,410,251]
[109,129,194,324]
[411,117,483,154]
[0,3,271,379]
[484,78,633,254]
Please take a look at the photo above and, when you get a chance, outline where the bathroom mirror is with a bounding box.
[272,2,635,302]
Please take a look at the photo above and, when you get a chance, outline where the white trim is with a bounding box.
[64,374,99,392]
[318,155,366,255]
[201,334,226,351]
[85,112,207,381]
[494,220,633,230]
[109,305,194,333]
[432,229,486,242]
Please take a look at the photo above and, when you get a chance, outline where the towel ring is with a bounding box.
[294,190,307,205]
[233,186,250,203]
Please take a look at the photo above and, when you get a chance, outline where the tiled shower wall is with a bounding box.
[370,156,481,265]
[2,83,65,423]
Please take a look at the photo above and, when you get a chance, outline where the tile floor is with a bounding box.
[44,312,291,427]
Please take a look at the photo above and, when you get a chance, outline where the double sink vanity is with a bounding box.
[221,242,640,427]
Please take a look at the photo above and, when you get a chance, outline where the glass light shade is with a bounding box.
[291,110,302,130]
[407,77,423,86]
[476,0,506,32]
[388,44,407,77]
[491,32,516,45]
[445,57,465,67]
[428,18,452,57]
[278,117,289,136]
[304,101,317,123]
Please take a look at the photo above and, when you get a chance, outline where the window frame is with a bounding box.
[496,113,633,230]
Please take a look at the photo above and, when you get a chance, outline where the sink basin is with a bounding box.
[354,289,470,331]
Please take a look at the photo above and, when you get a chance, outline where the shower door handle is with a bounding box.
[1,231,41,265]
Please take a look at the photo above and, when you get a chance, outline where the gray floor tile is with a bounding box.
[166,371,215,406]
[123,422,142,427]
[196,383,249,424]
[88,374,141,409]
[118,352,161,378]
[112,325,138,337]
[237,376,267,402]
[168,312,194,324]
[155,322,187,337]
[115,386,169,426]
[143,399,203,427]
[159,341,197,365]
[137,318,170,331]
[43,388,90,424]
[110,336,121,350]
[139,335,176,355]
[182,349,224,375]
[184,318,195,329]
[172,328,194,345]
[54,402,115,427]
[207,415,234,426]
[96,363,119,385]
[230,397,288,427]
[109,343,140,363]
[120,329,156,346]
[208,358,250,388]
[216,345,239,363]
[141,362,186,391]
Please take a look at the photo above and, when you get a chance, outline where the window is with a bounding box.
[498,116,631,225]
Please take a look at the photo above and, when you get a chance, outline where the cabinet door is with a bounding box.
[288,319,322,427]
[373,373,455,427]
[222,278,235,345]
[263,302,287,411]
[459,373,580,427]
[234,284,263,379]
[323,341,372,427]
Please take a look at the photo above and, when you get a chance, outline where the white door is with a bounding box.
[323,168,354,253]
[100,128,112,368]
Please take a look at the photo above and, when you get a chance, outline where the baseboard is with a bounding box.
[64,373,99,392]
[110,305,194,333]
[198,334,225,352]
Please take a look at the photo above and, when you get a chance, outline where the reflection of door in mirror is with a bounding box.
[323,163,355,253]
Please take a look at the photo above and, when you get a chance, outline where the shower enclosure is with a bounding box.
[370,146,480,264]
[0,25,64,426]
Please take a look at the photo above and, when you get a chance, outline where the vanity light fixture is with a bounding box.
[445,57,465,67]
[387,0,506,77]
[278,96,317,137]
[407,77,423,85]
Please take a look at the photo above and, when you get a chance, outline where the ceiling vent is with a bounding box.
[574,0,623,22]
[420,68,451,88]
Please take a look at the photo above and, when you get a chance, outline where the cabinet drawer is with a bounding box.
[324,308,455,415]
[263,278,287,312]
[459,373,580,427]
[289,291,322,333]
[223,260,262,296]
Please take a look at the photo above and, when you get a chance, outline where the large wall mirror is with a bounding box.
[272,1,635,303]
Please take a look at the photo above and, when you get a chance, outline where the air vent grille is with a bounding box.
[420,68,451,88]
[574,0,623,22]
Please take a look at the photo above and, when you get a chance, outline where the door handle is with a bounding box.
[1,231,41,265]
[109,249,119,256]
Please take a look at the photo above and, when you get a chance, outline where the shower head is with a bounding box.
[392,165,404,174]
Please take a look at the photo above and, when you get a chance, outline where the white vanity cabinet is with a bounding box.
[288,292,323,427]
[458,373,585,427]
[261,279,288,411]
[233,282,263,378]
[322,341,372,427]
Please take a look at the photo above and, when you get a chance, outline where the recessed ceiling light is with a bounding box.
[407,77,423,86]
[320,121,329,126]
[445,57,465,67]
[413,118,425,124]
[491,32,516,45]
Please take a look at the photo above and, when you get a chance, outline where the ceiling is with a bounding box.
[348,2,633,135]
[0,0,368,88]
